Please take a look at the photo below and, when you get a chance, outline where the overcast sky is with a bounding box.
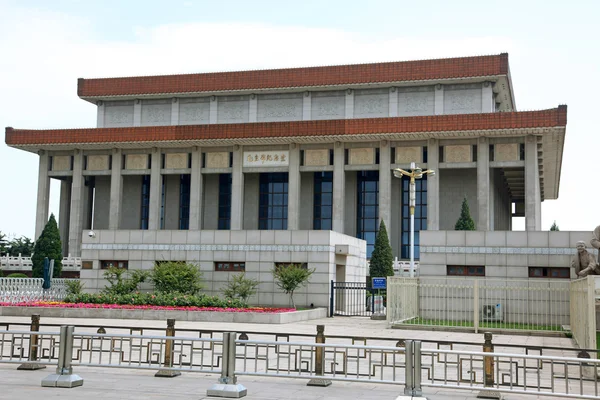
[0,0,598,240]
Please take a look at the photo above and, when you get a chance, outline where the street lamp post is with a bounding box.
[393,162,435,277]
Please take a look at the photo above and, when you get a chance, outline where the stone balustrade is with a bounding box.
[0,254,81,272]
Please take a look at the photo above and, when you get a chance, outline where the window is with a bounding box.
[179,174,191,230]
[101,260,128,269]
[214,262,245,272]
[356,171,379,258]
[259,172,288,230]
[155,260,185,266]
[274,262,308,270]
[401,175,427,259]
[140,175,150,230]
[218,173,232,230]
[313,172,333,230]
[528,267,570,279]
[447,265,485,276]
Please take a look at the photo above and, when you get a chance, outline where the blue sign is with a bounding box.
[372,277,387,290]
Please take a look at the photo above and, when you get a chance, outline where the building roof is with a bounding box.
[5,108,564,146]
[5,107,567,200]
[77,54,510,98]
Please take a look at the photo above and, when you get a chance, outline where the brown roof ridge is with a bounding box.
[77,54,510,97]
[5,107,567,147]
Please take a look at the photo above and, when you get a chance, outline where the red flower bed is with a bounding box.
[0,301,296,314]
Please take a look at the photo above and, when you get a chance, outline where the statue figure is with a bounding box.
[571,240,599,277]
[592,225,600,252]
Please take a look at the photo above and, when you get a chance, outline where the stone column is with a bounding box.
[434,85,444,115]
[332,143,345,233]
[287,144,301,230]
[302,92,311,120]
[59,180,71,256]
[133,99,142,126]
[96,101,105,128]
[34,152,51,240]
[249,94,258,123]
[378,140,391,231]
[68,151,85,257]
[389,88,398,117]
[171,98,179,125]
[109,149,122,230]
[426,139,440,230]
[525,135,541,231]
[188,147,203,230]
[148,148,162,230]
[231,146,244,230]
[477,137,490,231]
[209,97,218,124]
[345,90,354,119]
[482,82,494,113]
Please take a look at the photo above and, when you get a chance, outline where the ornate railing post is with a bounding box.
[404,340,414,396]
[41,325,83,388]
[155,318,180,377]
[18,314,46,370]
[307,324,332,386]
[477,332,501,399]
[207,332,247,398]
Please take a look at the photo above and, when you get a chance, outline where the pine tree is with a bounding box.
[454,197,476,231]
[369,220,394,277]
[0,231,8,256]
[32,214,63,278]
[550,221,559,231]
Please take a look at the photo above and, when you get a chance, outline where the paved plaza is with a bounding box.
[0,315,579,399]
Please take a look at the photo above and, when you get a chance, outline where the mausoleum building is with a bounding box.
[4,53,568,304]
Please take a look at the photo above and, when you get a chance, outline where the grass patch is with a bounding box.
[596,332,600,350]
[400,317,564,332]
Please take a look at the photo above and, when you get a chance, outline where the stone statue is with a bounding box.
[592,225,600,252]
[571,240,599,277]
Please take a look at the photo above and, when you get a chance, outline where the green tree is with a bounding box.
[454,197,476,231]
[150,261,203,295]
[102,266,149,295]
[31,214,63,278]
[221,273,260,303]
[8,236,34,257]
[0,231,8,256]
[369,220,394,278]
[550,221,560,231]
[272,264,315,309]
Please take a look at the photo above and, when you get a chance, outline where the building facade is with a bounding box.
[4,54,568,304]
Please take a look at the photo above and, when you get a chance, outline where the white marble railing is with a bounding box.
[0,254,33,270]
[0,254,81,272]
[0,277,74,303]
[392,258,420,277]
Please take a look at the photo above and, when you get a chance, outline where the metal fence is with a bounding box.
[387,277,571,332]
[330,281,377,317]
[570,276,597,353]
[0,278,73,303]
[1,324,599,398]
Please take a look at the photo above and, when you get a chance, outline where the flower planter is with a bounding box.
[0,302,327,324]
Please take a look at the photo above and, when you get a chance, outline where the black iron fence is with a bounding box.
[330,281,386,317]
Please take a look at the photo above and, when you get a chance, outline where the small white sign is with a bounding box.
[243,151,289,167]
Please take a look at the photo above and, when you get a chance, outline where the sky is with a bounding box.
[0,0,598,240]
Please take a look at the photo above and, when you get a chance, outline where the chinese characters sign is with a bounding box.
[243,151,289,167]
